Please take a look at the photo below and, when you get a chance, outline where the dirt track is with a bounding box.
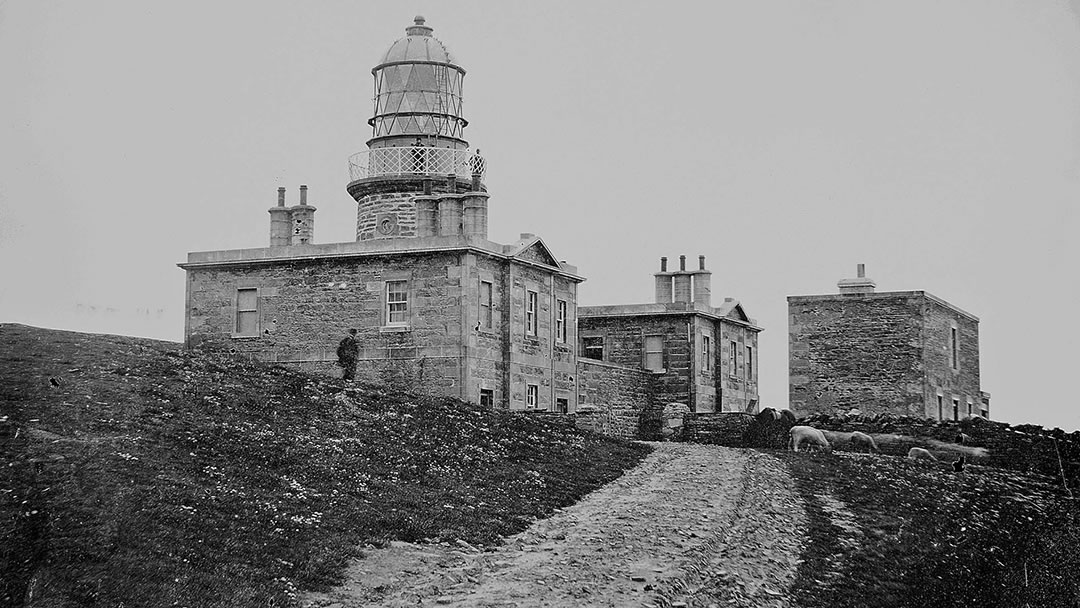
[301,443,807,608]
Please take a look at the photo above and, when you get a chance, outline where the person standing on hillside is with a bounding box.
[336,328,359,381]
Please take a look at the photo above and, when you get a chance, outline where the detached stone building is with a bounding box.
[578,255,762,413]
[180,17,583,411]
[788,265,990,420]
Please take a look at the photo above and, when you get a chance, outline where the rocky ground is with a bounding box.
[301,443,807,608]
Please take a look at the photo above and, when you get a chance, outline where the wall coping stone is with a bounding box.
[578,302,762,331]
[787,290,979,322]
[180,235,583,281]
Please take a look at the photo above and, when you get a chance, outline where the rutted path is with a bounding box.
[301,443,808,608]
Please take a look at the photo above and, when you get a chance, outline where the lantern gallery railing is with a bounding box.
[348,147,486,182]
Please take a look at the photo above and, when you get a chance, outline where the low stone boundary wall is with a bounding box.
[575,359,653,440]
[802,413,1080,492]
[680,413,755,447]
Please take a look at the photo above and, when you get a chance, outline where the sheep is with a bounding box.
[850,431,880,453]
[789,425,832,453]
[907,447,938,462]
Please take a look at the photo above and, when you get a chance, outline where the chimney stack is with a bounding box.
[694,256,712,307]
[416,196,437,237]
[655,254,713,306]
[654,257,673,303]
[269,187,291,247]
[673,254,692,303]
[287,185,316,245]
[462,192,490,238]
[439,195,462,236]
[838,263,876,295]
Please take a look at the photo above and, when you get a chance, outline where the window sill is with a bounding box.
[230,334,261,339]
[380,325,411,333]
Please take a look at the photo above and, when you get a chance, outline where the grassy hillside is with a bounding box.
[780,450,1080,607]
[0,324,651,607]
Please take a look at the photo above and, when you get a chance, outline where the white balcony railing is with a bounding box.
[348,147,486,182]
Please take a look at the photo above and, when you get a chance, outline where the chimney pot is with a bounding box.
[660,256,668,272]
[679,255,686,271]
[299,185,308,205]
[838,263,876,295]
[699,255,706,270]
[277,187,286,207]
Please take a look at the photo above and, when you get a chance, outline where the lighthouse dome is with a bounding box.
[377,16,459,67]
[368,16,469,149]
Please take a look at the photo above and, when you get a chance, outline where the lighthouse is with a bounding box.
[347,16,487,241]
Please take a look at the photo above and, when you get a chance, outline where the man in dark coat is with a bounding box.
[336,328,359,380]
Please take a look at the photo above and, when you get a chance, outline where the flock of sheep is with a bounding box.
[789,425,977,472]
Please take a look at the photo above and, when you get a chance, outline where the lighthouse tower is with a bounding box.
[346,16,487,241]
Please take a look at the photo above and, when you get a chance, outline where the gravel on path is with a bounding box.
[301,443,807,608]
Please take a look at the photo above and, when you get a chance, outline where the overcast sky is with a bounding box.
[2,1,1078,431]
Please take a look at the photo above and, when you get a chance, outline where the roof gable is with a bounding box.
[509,236,560,268]
[728,303,750,322]
[715,299,752,323]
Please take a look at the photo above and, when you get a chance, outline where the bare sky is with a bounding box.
[2,1,1078,430]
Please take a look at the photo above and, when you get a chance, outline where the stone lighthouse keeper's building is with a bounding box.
[179,17,583,412]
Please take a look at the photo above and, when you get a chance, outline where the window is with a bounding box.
[702,335,711,370]
[967,400,973,417]
[746,345,753,380]
[937,394,944,420]
[556,299,567,343]
[645,335,664,372]
[526,384,539,409]
[386,280,408,325]
[525,290,538,337]
[953,398,960,421]
[555,398,569,413]
[950,326,959,369]
[729,341,738,375]
[582,336,604,360]
[479,388,494,408]
[235,288,259,336]
[479,280,493,330]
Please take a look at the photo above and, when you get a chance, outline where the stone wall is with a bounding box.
[713,319,760,413]
[505,260,578,412]
[680,412,755,447]
[348,176,483,242]
[186,251,467,396]
[575,359,652,440]
[802,413,1080,492]
[789,292,932,417]
[578,311,759,414]
[578,314,690,407]
[922,298,983,419]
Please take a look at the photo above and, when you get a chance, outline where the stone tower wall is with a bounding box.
[788,293,927,417]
